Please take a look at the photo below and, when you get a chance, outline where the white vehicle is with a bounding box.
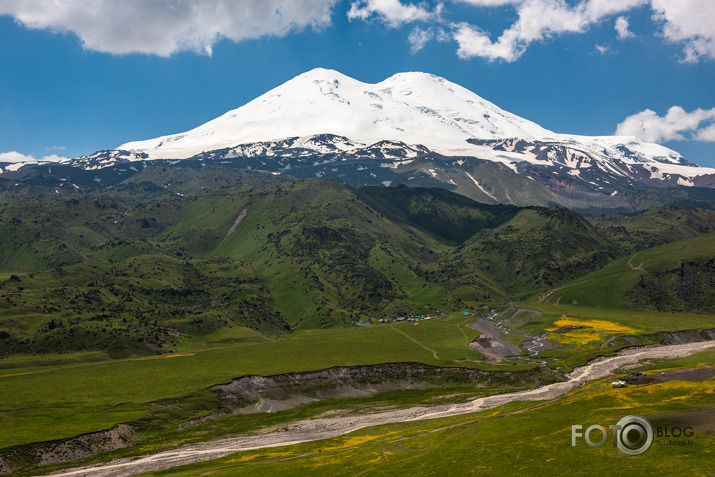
[612,380,628,388]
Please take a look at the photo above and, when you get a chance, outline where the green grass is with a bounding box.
[523,304,714,334]
[389,317,484,361]
[0,314,508,450]
[136,351,715,477]
[0,350,112,371]
[536,231,715,310]
[631,230,715,273]
[506,303,715,371]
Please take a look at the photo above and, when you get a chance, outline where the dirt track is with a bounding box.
[49,340,715,477]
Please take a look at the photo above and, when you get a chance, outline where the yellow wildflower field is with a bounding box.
[548,316,637,333]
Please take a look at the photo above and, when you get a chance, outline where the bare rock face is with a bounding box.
[0,424,135,475]
[211,362,552,413]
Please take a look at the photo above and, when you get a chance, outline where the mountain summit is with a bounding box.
[119,68,683,168]
[2,68,714,213]
[119,68,553,159]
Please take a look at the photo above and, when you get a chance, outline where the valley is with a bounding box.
[0,70,713,476]
[34,341,714,477]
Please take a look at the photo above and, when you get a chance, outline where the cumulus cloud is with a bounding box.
[348,0,440,27]
[0,0,338,56]
[0,151,69,163]
[696,124,715,142]
[581,0,646,20]
[615,16,634,39]
[615,106,715,143]
[650,0,715,62]
[454,0,601,62]
[3,0,714,62]
[454,23,517,60]
[353,0,715,63]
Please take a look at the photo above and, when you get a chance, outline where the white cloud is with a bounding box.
[362,0,715,63]
[451,0,715,62]
[595,43,610,54]
[454,23,518,60]
[3,0,714,62]
[0,0,338,56]
[615,16,634,39]
[0,151,70,163]
[454,0,593,62]
[695,124,715,141]
[0,151,33,163]
[455,0,519,6]
[455,1,715,63]
[408,26,449,52]
[348,0,440,27]
[650,0,715,62]
[581,0,646,21]
[408,27,432,52]
[615,106,715,143]
[41,154,70,162]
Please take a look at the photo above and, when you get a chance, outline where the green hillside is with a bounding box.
[447,206,618,296]
[537,231,715,312]
[591,206,715,252]
[0,171,714,476]
[1,174,713,359]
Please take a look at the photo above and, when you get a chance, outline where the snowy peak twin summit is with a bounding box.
[2,68,714,213]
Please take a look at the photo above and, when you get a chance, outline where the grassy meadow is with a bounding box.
[0,314,495,450]
[136,348,715,477]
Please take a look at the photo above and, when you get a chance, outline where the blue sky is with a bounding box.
[1,0,715,166]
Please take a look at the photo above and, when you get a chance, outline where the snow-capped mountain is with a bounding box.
[119,68,554,159]
[113,68,712,186]
[118,68,687,165]
[2,68,714,213]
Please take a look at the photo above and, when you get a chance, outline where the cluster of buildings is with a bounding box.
[355,313,449,326]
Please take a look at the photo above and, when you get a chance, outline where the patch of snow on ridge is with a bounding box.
[6,161,38,172]
[643,161,715,178]
[465,171,498,202]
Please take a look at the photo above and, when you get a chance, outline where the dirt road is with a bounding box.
[49,340,715,477]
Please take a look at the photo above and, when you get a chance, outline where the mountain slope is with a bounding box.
[537,231,715,313]
[115,68,708,175]
[118,68,553,160]
[2,176,714,357]
[3,69,715,213]
[106,68,713,212]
